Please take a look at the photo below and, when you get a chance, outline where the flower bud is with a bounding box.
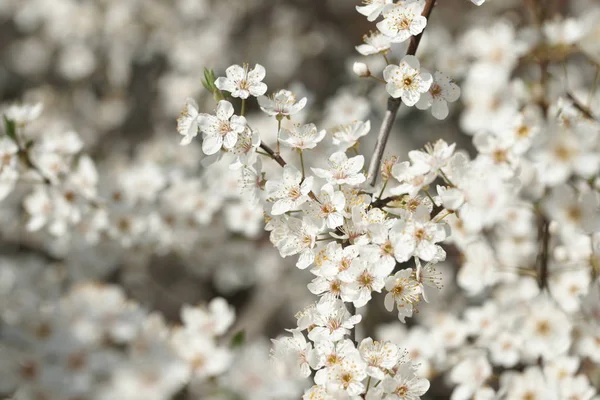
[353,62,370,78]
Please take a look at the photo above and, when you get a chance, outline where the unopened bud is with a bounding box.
[353,62,370,78]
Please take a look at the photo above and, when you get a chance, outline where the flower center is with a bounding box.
[395,385,409,396]
[554,145,572,161]
[288,186,302,200]
[493,149,507,163]
[382,240,394,255]
[339,257,352,271]
[535,320,551,336]
[359,272,374,289]
[431,83,442,97]
[321,203,334,215]
[330,279,342,295]
[517,125,530,138]
[398,18,411,30]
[567,206,581,222]
[218,121,232,136]
[327,318,342,333]
[415,228,427,241]
[341,373,353,387]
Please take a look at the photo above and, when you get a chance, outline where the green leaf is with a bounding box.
[3,115,17,143]
[229,330,246,348]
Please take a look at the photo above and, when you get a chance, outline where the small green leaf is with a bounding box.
[3,115,17,143]
[229,330,246,348]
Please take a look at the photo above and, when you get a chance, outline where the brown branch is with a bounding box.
[366,0,436,187]
[537,218,550,289]
[259,142,286,168]
[565,92,599,122]
[371,195,399,209]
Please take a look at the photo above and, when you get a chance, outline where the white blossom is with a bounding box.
[311,152,366,186]
[199,100,247,155]
[266,165,313,215]
[383,56,432,106]
[280,123,326,150]
[258,89,307,117]
[215,63,268,99]
[415,72,461,120]
[377,1,427,43]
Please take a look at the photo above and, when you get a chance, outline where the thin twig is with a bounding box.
[259,142,286,167]
[537,218,550,289]
[366,0,436,188]
[565,92,599,122]
[366,97,402,187]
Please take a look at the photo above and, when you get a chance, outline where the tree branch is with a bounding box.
[259,142,287,167]
[565,92,599,122]
[537,218,550,289]
[366,0,437,187]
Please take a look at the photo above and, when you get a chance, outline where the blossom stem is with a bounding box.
[366,0,436,188]
[439,170,455,187]
[299,150,305,180]
[276,117,282,154]
[424,189,436,205]
[370,75,386,84]
[377,180,388,200]
[433,209,453,223]
[256,150,272,158]
[382,53,390,65]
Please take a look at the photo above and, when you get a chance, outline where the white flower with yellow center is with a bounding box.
[383,363,430,400]
[280,123,326,150]
[359,338,401,380]
[312,152,366,186]
[308,298,362,342]
[377,1,427,43]
[384,55,432,107]
[265,165,313,215]
[356,30,392,56]
[415,71,461,120]
[198,100,246,155]
[215,63,267,99]
[384,269,422,322]
[258,89,307,117]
